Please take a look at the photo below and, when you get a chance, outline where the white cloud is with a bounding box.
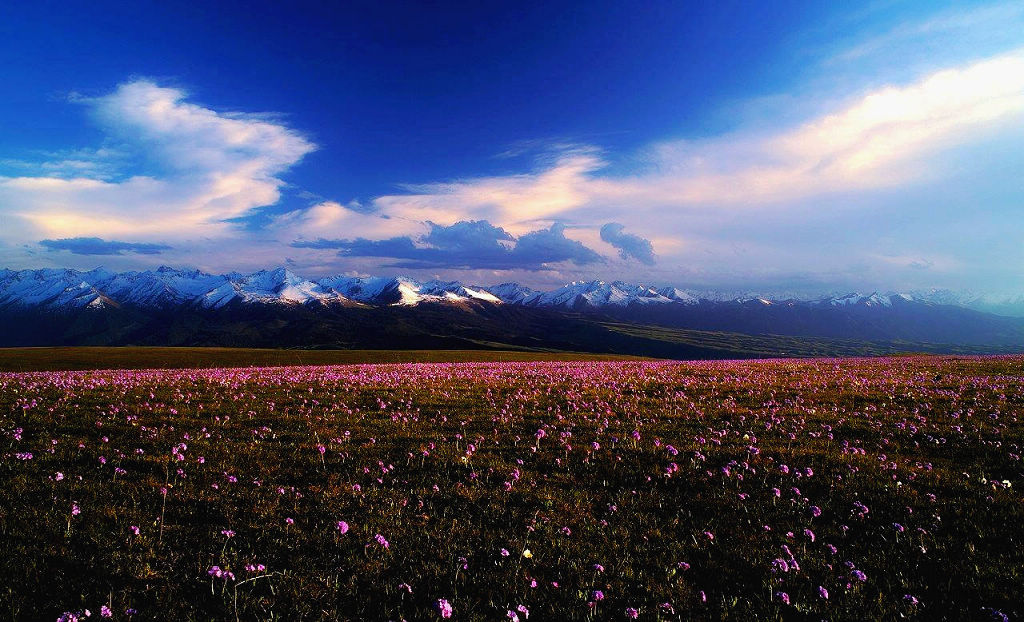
[0,80,315,243]
[274,200,426,242]
[353,50,1024,246]
[372,151,605,235]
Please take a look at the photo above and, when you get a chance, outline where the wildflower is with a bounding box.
[336,521,349,534]
[71,503,81,516]
[516,604,529,619]
[522,548,532,558]
[852,569,867,582]
[775,591,790,605]
[818,586,829,600]
[436,598,453,618]
[130,525,140,536]
[375,533,389,549]
[626,608,640,619]
[593,563,604,572]
[100,606,113,618]
[221,529,235,538]
[501,548,510,557]
[810,505,822,517]
[904,594,919,606]
[803,528,815,542]
[593,590,605,601]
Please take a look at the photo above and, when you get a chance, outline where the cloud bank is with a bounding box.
[39,237,173,256]
[293,220,603,270]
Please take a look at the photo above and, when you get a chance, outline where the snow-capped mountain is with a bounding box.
[1,266,1023,318]
[2,266,1024,352]
[503,280,676,309]
[0,267,507,310]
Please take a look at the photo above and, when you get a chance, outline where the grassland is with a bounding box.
[0,347,650,372]
[1,356,1022,620]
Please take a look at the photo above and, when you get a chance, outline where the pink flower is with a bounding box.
[437,598,453,618]
[336,521,349,534]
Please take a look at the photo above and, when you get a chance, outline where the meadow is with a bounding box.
[1,356,1021,620]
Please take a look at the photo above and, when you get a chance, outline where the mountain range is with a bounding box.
[1,266,1023,357]
[4,265,1023,313]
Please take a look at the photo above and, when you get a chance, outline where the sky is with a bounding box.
[1,0,1023,294]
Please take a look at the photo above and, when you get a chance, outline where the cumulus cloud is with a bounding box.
[293,220,603,270]
[600,223,655,265]
[38,237,172,256]
[0,80,315,244]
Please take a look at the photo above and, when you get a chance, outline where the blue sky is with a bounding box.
[1,0,1023,294]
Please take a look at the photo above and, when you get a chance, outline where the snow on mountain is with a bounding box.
[86,266,231,308]
[525,280,673,309]
[318,275,430,305]
[2,266,1023,316]
[419,280,502,304]
[821,292,894,308]
[656,287,700,304]
[0,268,108,309]
[904,289,1024,317]
[232,267,338,305]
[485,282,540,305]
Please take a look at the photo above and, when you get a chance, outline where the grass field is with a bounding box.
[0,347,650,372]
[1,356,1022,620]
